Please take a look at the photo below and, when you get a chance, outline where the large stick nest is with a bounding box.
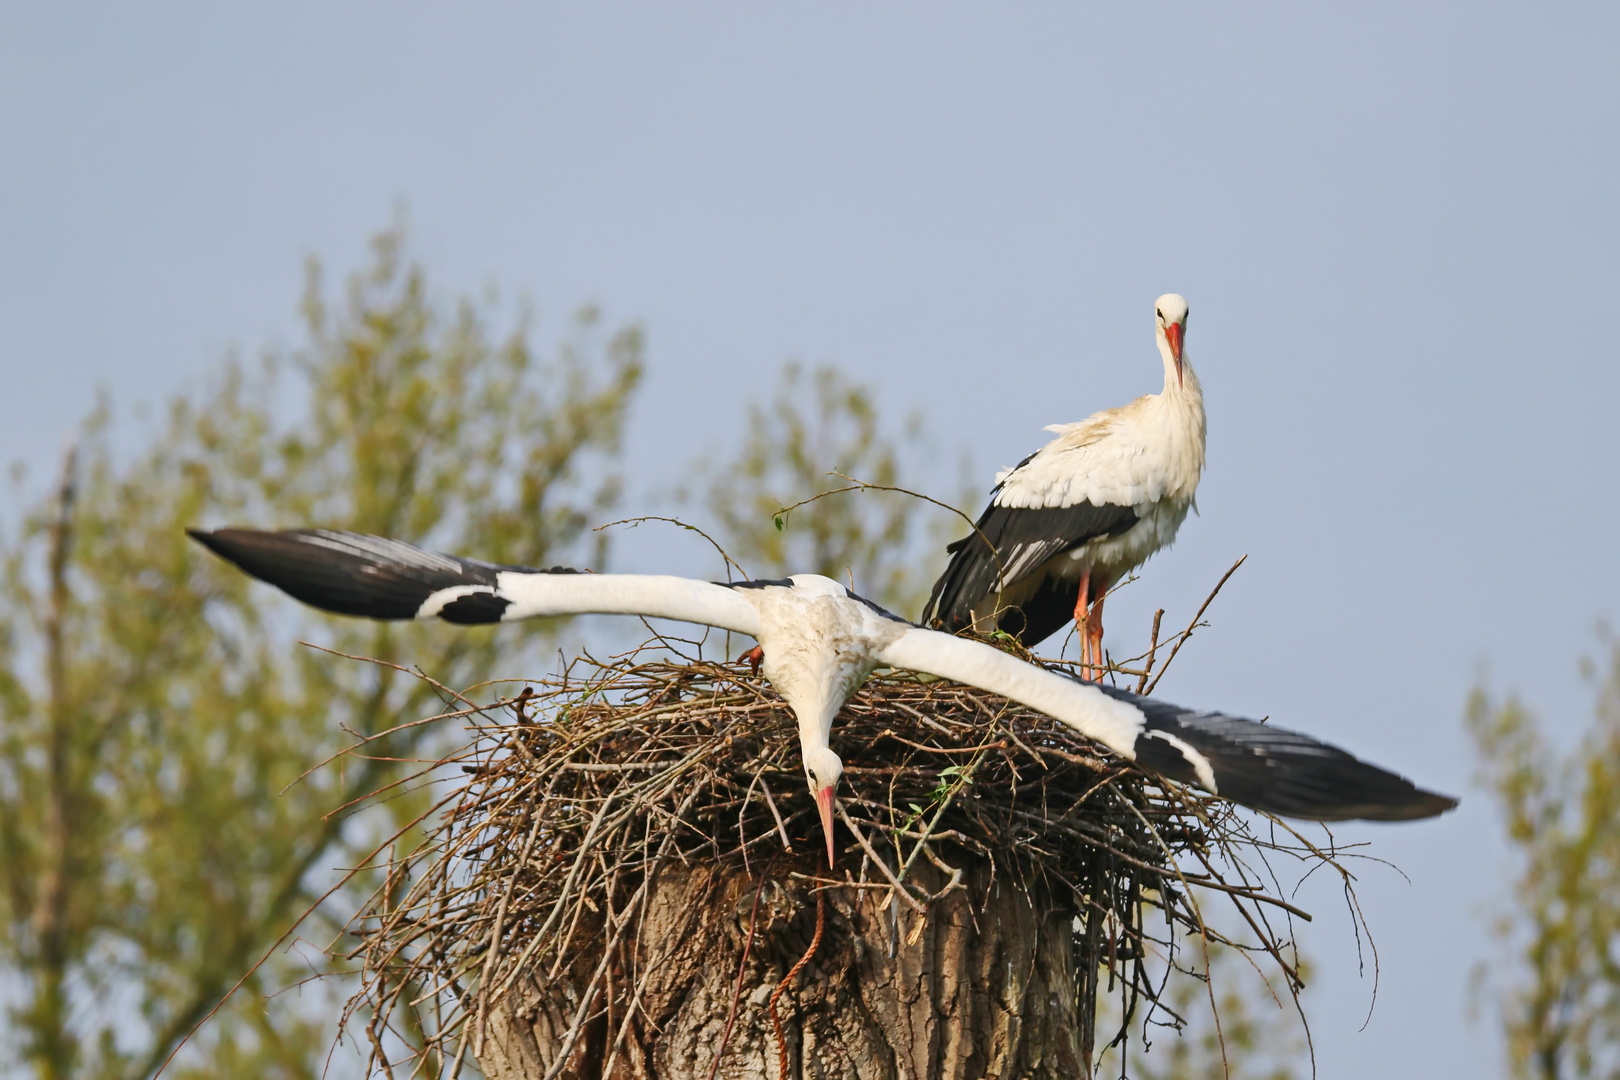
[341,651,1358,1076]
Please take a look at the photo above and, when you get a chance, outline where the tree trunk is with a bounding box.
[477,856,1094,1080]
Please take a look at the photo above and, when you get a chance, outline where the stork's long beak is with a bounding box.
[1165,322,1185,387]
[816,786,836,868]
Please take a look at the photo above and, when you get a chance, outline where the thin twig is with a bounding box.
[1144,556,1247,695]
[595,515,750,582]
[772,471,1008,616]
[1136,608,1165,695]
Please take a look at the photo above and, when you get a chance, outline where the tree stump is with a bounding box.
[477,857,1095,1080]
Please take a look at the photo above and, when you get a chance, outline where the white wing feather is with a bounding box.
[874,627,1145,755]
[480,573,764,638]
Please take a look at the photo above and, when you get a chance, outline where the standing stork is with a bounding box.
[924,293,1204,676]
[191,528,1455,868]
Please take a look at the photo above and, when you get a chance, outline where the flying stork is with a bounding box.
[924,293,1204,676]
[190,528,1455,867]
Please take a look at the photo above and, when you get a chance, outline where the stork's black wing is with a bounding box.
[188,528,572,623]
[922,496,1138,641]
[1097,684,1458,821]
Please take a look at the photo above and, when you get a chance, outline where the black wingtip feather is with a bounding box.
[1095,684,1458,822]
[188,527,517,622]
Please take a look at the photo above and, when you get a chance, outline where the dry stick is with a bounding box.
[709,871,768,1080]
[1143,555,1247,696]
[739,771,761,874]
[835,803,926,914]
[299,643,482,712]
[155,822,408,1077]
[596,833,715,1077]
[595,515,751,582]
[1109,783,1233,1080]
[469,808,547,1057]
[489,747,721,1007]
[758,775,795,853]
[895,746,989,885]
[537,785,709,1080]
[366,1013,399,1080]
[442,1028,471,1080]
[1135,609,1165,695]
[772,472,1009,616]
[770,885,827,1080]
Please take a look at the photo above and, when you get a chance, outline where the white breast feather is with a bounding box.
[993,392,1204,513]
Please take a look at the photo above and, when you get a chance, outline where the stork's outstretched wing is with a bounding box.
[189,528,763,637]
[875,626,1456,822]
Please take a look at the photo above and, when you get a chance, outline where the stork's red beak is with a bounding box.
[1165,322,1185,386]
[816,786,836,868]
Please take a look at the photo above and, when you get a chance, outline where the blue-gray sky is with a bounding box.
[3,4,1617,1076]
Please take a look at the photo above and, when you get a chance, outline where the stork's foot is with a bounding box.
[1085,594,1108,683]
[1072,567,1097,680]
[738,645,764,674]
[1071,615,1105,680]
[1073,618,1093,680]
[1072,623,1108,681]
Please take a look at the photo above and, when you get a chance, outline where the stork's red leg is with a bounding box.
[1073,568,1092,678]
[1088,589,1108,680]
[738,645,764,674]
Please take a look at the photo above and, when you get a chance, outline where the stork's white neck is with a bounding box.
[1149,336,1207,497]
[1156,336,1203,404]
[742,577,904,797]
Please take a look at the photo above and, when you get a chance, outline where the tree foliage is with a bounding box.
[0,227,642,1078]
[1468,636,1620,1080]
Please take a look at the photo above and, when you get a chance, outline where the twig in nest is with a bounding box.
[1137,608,1165,695]
[595,514,750,582]
[1145,555,1247,695]
[771,471,1008,616]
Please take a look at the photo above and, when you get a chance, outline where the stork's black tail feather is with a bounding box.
[1095,684,1458,821]
[188,528,570,624]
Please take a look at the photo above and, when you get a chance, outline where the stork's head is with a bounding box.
[803,745,844,868]
[1154,293,1190,387]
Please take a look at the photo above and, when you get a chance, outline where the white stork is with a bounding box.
[190,528,1455,867]
[924,293,1204,677]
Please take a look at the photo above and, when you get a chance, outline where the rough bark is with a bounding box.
[478,856,1093,1080]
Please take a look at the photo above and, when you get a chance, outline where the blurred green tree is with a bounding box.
[692,360,954,615]
[1467,636,1620,1080]
[0,226,642,1079]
